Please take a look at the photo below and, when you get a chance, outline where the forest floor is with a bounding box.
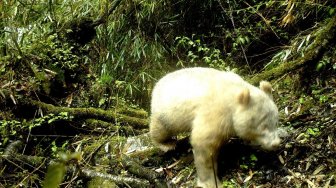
[1,73,335,188]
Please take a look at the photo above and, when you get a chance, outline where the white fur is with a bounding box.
[149,67,281,187]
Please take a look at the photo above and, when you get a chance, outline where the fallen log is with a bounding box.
[79,168,151,188]
[85,119,146,135]
[121,156,168,188]
[22,99,149,129]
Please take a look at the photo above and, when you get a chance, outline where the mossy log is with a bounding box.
[121,156,167,188]
[79,168,150,188]
[24,100,149,129]
[249,15,336,85]
[0,141,47,170]
[115,107,148,119]
[84,119,147,135]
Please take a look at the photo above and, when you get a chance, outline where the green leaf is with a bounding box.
[240,164,248,170]
[59,112,68,117]
[250,154,258,161]
[43,162,66,188]
[98,98,106,107]
[238,37,245,44]
[307,128,320,136]
[316,63,324,71]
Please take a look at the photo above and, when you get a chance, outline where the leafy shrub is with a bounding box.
[175,35,232,71]
[0,112,73,146]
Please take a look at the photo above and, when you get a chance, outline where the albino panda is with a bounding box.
[149,67,282,188]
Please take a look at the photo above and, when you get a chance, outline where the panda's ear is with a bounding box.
[238,88,250,106]
[259,81,273,99]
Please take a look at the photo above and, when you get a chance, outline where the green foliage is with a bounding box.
[43,162,66,188]
[175,36,231,71]
[92,26,166,106]
[299,97,305,104]
[0,0,89,98]
[43,152,82,188]
[0,120,22,146]
[49,112,73,123]
[318,95,328,103]
[266,33,314,69]
[32,112,73,128]
[250,154,258,162]
[2,0,335,107]
[316,54,336,71]
[312,89,330,104]
[296,126,322,144]
[239,164,249,170]
[51,141,70,157]
[240,154,258,170]
[0,112,73,146]
[306,127,320,137]
[87,177,118,188]
[222,179,239,188]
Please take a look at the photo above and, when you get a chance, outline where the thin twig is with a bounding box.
[216,0,252,73]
